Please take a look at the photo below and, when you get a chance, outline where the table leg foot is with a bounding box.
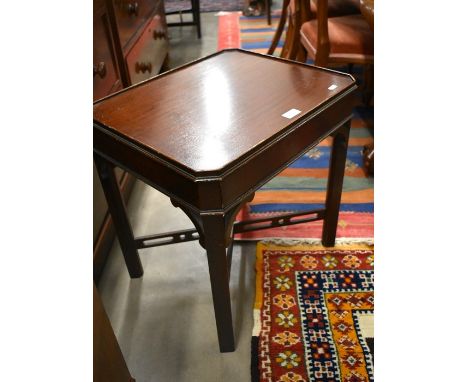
[322,121,351,247]
[94,153,143,278]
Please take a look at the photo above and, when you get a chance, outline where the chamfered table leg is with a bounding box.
[94,153,144,278]
[322,120,351,247]
[201,212,235,353]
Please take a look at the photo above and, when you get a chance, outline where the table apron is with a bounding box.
[94,90,354,214]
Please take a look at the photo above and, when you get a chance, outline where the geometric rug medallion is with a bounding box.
[252,240,374,381]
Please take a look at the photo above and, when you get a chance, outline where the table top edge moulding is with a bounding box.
[93,49,357,177]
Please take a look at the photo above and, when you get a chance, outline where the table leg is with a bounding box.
[201,212,235,353]
[268,0,289,55]
[322,120,351,247]
[94,153,143,278]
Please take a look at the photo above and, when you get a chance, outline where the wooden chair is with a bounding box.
[298,0,374,166]
[268,0,361,59]
[165,0,201,38]
[299,0,373,67]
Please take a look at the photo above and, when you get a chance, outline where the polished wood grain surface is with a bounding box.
[94,49,354,175]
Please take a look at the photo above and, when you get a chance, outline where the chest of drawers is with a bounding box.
[93,0,169,281]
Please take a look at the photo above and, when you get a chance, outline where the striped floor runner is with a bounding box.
[218,12,374,240]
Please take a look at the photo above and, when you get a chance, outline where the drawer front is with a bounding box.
[93,0,121,100]
[113,0,156,48]
[126,10,168,84]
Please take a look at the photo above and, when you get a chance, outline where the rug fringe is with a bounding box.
[260,237,374,246]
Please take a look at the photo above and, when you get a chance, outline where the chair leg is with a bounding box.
[280,14,294,58]
[268,0,289,55]
[296,43,307,63]
[285,5,302,60]
[287,32,300,60]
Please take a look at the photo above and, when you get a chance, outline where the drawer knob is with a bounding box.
[135,61,152,73]
[153,29,167,40]
[93,62,107,78]
[127,2,139,16]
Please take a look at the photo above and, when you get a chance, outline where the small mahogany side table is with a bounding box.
[93,49,357,353]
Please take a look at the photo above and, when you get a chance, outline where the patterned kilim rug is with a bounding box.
[218,13,374,240]
[165,0,244,13]
[252,240,374,382]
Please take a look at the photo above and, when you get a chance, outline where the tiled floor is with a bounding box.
[98,12,259,382]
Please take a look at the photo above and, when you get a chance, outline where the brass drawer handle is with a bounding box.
[127,2,139,16]
[135,61,152,73]
[93,62,107,78]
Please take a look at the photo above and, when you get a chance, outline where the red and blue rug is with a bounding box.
[252,240,374,382]
[218,13,374,240]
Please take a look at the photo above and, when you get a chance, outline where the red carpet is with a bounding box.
[218,12,241,50]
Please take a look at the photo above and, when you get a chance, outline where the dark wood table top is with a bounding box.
[94,49,355,176]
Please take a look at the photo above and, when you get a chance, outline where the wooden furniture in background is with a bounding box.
[93,0,169,282]
[360,0,374,174]
[299,0,374,107]
[94,50,357,352]
[165,0,202,38]
[360,0,374,31]
[268,0,361,59]
[299,0,373,66]
[94,284,135,382]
